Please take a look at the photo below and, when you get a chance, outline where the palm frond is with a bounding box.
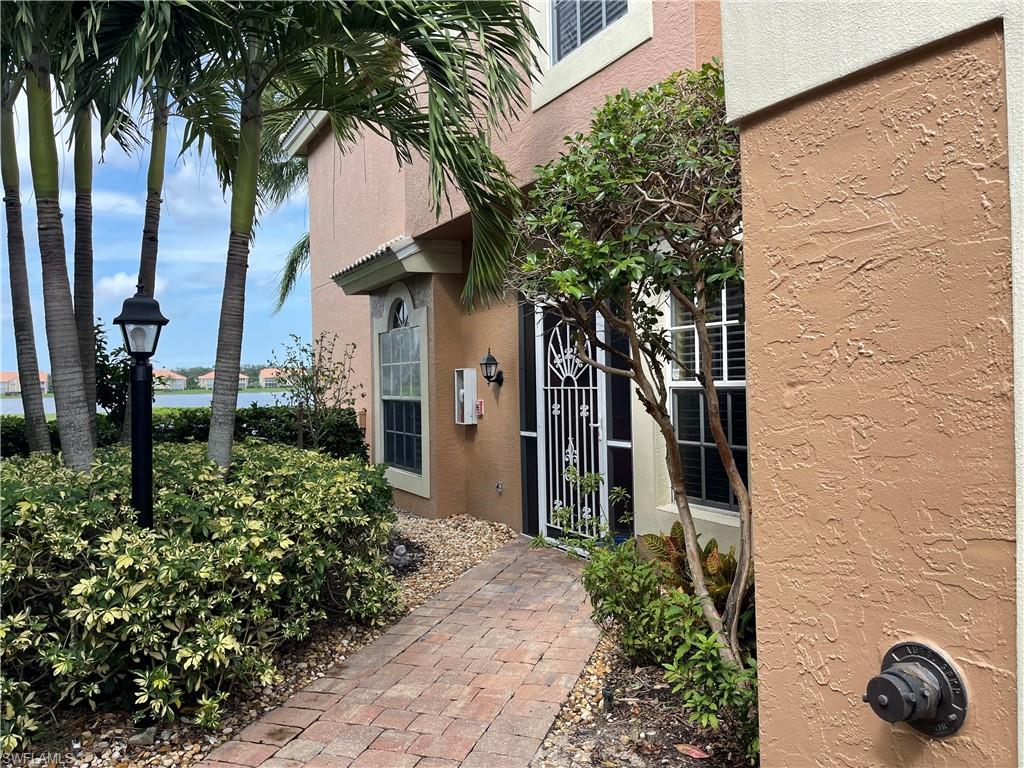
[274,232,310,312]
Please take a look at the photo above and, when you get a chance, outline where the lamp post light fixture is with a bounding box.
[479,349,503,387]
[113,283,168,529]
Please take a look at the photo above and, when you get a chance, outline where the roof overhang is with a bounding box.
[331,236,463,295]
[282,111,329,157]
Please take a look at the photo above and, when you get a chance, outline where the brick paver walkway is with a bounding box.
[197,538,598,768]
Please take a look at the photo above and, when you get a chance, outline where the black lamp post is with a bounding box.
[113,283,168,529]
[479,349,503,387]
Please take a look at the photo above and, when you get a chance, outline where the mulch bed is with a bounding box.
[534,634,751,768]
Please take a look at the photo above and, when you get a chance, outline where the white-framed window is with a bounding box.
[551,0,628,64]
[380,299,422,474]
[373,282,430,498]
[530,0,653,110]
[668,283,747,511]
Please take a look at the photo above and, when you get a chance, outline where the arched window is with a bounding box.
[380,297,422,474]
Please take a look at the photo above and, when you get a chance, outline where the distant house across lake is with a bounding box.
[0,371,49,395]
[154,369,187,390]
[259,367,282,388]
[198,371,249,390]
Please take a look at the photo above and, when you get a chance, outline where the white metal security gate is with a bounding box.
[535,309,608,539]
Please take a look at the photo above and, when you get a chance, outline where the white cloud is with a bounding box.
[92,189,146,216]
[95,271,168,306]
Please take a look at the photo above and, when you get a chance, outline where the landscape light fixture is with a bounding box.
[479,349,503,387]
[113,284,168,529]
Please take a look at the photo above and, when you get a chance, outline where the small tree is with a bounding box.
[511,62,749,664]
[271,333,363,452]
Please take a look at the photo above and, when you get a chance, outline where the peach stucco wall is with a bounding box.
[404,0,723,237]
[308,129,407,451]
[741,26,1016,767]
[306,0,724,531]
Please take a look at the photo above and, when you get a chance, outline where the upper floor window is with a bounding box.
[552,0,629,63]
[668,283,747,511]
[380,298,422,474]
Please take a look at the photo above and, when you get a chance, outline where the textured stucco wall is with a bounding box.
[305,0,724,535]
[403,0,717,237]
[741,27,1016,767]
[308,129,408,453]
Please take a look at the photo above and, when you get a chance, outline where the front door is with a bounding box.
[535,309,608,539]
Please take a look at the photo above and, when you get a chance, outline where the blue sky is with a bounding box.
[0,98,311,373]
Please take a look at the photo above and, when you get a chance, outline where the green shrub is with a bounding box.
[581,540,758,763]
[0,405,367,461]
[0,441,396,750]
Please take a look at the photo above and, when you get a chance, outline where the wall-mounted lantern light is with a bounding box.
[480,349,503,387]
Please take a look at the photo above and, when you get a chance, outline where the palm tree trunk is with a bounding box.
[121,88,169,447]
[207,96,262,468]
[138,87,168,296]
[26,61,93,472]
[73,111,96,444]
[2,95,51,453]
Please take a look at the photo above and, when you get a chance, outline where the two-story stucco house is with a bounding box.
[286,0,732,546]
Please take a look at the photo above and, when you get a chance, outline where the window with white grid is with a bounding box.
[668,283,747,510]
[552,0,629,63]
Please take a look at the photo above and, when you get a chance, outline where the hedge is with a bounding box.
[0,404,366,461]
[0,441,396,751]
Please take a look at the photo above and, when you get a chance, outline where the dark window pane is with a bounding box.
[727,324,745,381]
[606,0,627,23]
[726,281,744,321]
[704,446,731,504]
[733,447,748,493]
[554,0,579,60]
[608,445,634,534]
[675,390,701,442]
[680,444,703,500]
[580,0,604,43]
[731,391,747,447]
[520,303,537,433]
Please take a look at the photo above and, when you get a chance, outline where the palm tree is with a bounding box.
[12,2,94,471]
[197,1,536,468]
[73,108,96,441]
[1,61,51,453]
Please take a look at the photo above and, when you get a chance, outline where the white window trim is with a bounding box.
[373,282,430,498]
[530,0,654,110]
[665,288,747,513]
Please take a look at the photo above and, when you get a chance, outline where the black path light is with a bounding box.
[479,348,503,387]
[113,283,168,529]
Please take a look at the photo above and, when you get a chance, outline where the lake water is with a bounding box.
[0,390,285,416]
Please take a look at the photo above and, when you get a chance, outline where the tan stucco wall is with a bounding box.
[306,0,725,534]
[308,129,408,453]
[741,26,1016,767]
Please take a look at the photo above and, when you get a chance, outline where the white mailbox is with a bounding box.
[454,368,478,425]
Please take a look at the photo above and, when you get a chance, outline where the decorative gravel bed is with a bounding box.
[22,512,517,768]
[533,634,751,768]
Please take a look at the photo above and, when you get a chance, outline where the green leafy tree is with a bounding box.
[512,62,750,664]
[186,1,537,469]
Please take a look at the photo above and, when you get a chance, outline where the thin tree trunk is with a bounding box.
[138,88,168,297]
[73,111,96,445]
[121,88,169,447]
[691,295,753,663]
[2,94,51,453]
[26,62,93,472]
[208,94,262,469]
